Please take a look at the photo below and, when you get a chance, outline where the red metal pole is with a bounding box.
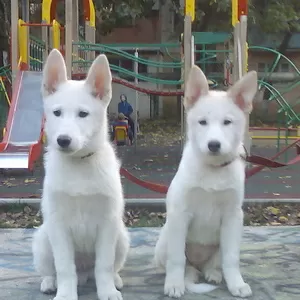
[238,0,248,19]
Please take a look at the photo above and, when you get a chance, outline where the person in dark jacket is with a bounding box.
[118,94,135,137]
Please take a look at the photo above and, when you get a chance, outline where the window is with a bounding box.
[258,62,290,73]
[280,63,289,72]
[108,57,119,67]
[258,62,270,72]
[138,62,148,74]
[105,54,149,82]
[120,59,133,72]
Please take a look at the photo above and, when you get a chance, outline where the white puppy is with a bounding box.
[32,49,129,300]
[154,65,257,298]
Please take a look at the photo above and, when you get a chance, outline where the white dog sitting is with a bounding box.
[32,49,129,300]
[154,65,257,298]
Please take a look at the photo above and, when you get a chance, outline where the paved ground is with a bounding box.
[0,144,299,199]
[1,226,300,300]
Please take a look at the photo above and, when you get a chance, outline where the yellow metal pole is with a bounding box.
[181,0,195,151]
[18,19,28,65]
[52,20,61,50]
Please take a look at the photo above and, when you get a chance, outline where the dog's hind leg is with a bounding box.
[202,248,222,284]
[32,224,57,294]
[113,224,130,290]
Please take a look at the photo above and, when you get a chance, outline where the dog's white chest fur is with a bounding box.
[170,152,245,246]
[51,194,100,251]
[42,145,123,255]
[186,189,242,245]
[186,189,224,245]
[44,145,122,197]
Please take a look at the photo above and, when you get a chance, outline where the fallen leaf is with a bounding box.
[279,216,288,223]
[133,166,141,170]
[270,222,282,226]
[24,206,32,214]
[266,206,280,216]
[24,178,35,183]
[144,159,154,163]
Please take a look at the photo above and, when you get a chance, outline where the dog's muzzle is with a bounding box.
[207,140,221,154]
[57,135,72,149]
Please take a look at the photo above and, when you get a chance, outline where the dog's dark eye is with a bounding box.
[78,111,89,118]
[53,110,61,117]
[199,120,207,125]
[224,119,232,125]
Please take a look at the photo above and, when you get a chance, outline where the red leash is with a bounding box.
[120,168,168,194]
[120,140,300,195]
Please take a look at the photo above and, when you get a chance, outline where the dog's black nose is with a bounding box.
[57,135,72,148]
[208,140,221,153]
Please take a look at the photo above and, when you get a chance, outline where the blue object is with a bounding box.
[118,95,133,116]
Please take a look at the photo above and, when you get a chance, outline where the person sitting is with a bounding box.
[112,113,133,144]
[118,94,135,137]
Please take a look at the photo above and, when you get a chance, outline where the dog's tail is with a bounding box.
[185,281,218,294]
[184,265,218,294]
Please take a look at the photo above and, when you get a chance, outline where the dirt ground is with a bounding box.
[1,202,300,228]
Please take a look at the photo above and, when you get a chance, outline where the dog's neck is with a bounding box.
[209,145,247,168]
[211,157,238,168]
[80,152,95,159]
[188,142,247,169]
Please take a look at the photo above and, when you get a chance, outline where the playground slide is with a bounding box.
[0,71,44,170]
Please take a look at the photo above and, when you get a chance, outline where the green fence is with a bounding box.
[0,81,9,139]
[29,35,45,71]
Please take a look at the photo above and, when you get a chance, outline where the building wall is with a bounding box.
[101,16,161,44]
[109,81,154,120]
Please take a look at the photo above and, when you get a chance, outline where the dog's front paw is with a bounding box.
[40,276,56,294]
[164,279,185,298]
[98,289,123,300]
[204,269,222,284]
[228,282,252,298]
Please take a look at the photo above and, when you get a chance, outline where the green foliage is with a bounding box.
[0,0,10,50]
[0,0,299,50]
[93,0,155,36]
[249,0,300,32]
[171,0,300,33]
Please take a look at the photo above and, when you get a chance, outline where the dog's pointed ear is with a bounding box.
[227,71,257,113]
[85,54,112,101]
[42,49,67,97]
[184,65,209,110]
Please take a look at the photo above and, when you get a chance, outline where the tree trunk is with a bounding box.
[0,0,10,67]
[277,31,293,55]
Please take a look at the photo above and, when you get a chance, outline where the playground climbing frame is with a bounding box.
[7,0,300,151]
